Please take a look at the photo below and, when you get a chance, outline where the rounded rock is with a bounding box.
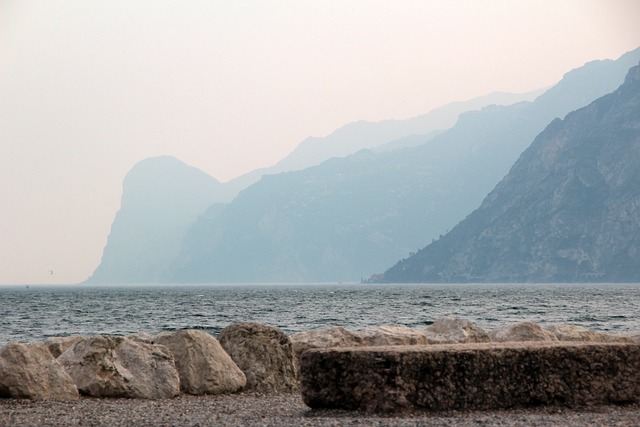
[218,322,297,393]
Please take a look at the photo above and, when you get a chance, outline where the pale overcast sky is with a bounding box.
[1,0,639,285]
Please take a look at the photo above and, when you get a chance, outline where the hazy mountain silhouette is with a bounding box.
[85,156,225,283]
[168,48,640,283]
[217,90,544,197]
[88,93,543,284]
[271,91,543,172]
[382,63,640,283]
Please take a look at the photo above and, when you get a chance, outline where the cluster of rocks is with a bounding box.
[1,318,638,405]
[289,319,638,363]
[0,323,296,401]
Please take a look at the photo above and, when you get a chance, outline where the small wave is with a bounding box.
[2,283,639,343]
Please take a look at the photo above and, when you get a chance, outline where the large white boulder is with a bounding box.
[44,336,84,358]
[545,324,634,343]
[154,329,246,395]
[126,332,156,344]
[359,326,429,346]
[426,317,491,344]
[289,326,365,376]
[218,322,297,393]
[58,335,180,399]
[0,342,79,400]
[627,333,640,344]
[490,322,558,342]
[290,326,364,361]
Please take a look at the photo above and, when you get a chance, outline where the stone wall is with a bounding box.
[300,342,640,412]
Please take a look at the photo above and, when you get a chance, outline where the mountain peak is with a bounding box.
[86,156,225,284]
[625,62,640,84]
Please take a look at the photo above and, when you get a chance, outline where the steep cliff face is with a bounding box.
[383,64,640,283]
[168,51,640,283]
[86,156,224,283]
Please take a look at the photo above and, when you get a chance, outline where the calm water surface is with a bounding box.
[1,283,639,344]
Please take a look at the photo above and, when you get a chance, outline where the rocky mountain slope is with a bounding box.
[382,64,640,283]
[222,90,543,196]
[168,50,640,283]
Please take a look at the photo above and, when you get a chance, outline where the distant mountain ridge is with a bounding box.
[167,49,640,283]
[382,63,640,283]
[221,90,544,196]
[269,90,544,173]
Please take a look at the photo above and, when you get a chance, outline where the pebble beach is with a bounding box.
[2,393,639,427]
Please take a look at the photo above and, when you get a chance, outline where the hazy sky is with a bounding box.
[1,1,639,285]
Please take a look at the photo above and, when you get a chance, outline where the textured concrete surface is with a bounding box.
[300,342,640,412]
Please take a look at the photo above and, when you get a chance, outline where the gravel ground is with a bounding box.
[1,393,639,427]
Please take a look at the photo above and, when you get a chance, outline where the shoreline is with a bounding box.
[2,393,639,427]
[2,324,639,424]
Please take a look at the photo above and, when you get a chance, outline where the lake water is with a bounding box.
[1,283,639,345]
